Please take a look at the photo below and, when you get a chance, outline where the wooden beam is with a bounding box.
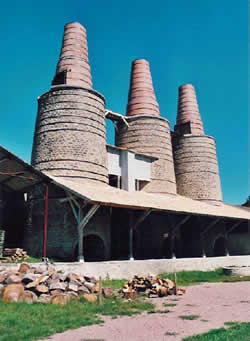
[227,220,244,234]
[79,204,100,232]
[68,198,79,224]
[134,209,152,230]
[201,217,221,235]
[172,215,191,235]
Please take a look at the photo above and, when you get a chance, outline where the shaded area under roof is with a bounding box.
[0,146,51,192]
[46,174,250,220]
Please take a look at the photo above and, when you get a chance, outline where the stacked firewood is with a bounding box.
[119,274,186,298]
[0,263,114,305]
[1,248,29,262]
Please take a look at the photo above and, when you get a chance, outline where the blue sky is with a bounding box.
[0,0,248,204]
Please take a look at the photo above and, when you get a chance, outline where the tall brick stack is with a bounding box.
[116,59,177,194]
[31,22,108,185]
[172,84,222,204]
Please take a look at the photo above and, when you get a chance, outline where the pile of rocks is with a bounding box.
[119,274,186,298]
[0,263,114,305]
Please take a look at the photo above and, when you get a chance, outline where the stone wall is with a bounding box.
[172,134,222,203]
[2,256,250,279]
[31,85,108,184]
[116,115,176,194]
[23,184,111,261]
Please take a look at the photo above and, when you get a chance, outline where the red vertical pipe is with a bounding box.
[43,185,49,259]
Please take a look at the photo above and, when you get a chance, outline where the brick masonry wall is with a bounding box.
[172,134,222,203]
[23,184,111,260]
[31,85,108,184]
[116,115,177,194]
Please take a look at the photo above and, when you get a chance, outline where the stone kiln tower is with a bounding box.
[31,22,108,184]
[116,59,176,194]
[172,84,222,204]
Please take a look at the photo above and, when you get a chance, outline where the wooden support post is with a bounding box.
[98,276,102,305]
[43,185,49,259]
[168,215,190,259]
[225,233,230,257]
[78,204,100,263]
[129,211,134,260]
[78,228,84,262]
[66,191,99,263]
[171,235,176,259]
[174,272,177,295]
[129,226,134,261]
[201,236,206,258]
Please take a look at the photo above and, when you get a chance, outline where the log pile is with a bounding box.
[0,263,114,305]
[1,249,30,262]
[119,274,186,298]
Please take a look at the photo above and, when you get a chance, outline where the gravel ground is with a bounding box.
[41,281,250,341]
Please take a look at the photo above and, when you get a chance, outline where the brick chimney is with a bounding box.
[126,59,160,116]
[116,59,177,194]
[172,84,222,204]
[175,84,204,135]
[52,22,92,88]
[32,22,108,185]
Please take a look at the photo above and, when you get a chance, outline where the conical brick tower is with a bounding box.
[116,59,177,194]
[173,84,222,204]
[52,22,92,88]
[126,59,160,116]
[31,22,108,185]
[175,84,204,135]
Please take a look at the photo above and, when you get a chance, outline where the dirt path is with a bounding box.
[41,282,250,341]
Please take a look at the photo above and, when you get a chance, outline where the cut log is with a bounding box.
[78,285,90,296]
[18,263,31,274]
[67,291,79,301]
[22,274,38,285]
[2,283,24,302]
[6,274,22,284]
[84,281,95,291]
[102,287,114,298]
[38,294,51,304]
[49,281,66,291]
[36,284,49,294]
[19,291,38,304]
[51,294,68,306]
[82,293,97,303]
[67,282,78,292]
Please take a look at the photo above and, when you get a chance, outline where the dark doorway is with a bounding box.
[83,234,105,261]
[213,237,226,256]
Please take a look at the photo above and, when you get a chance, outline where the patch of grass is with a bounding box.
[240,300,250,304]
[165,331,178,336]
[148,309,171,314]
[0,296,154,341]
[159,268,250,286]
[179,315,200,320]
[185,304,196,307]
[183,322,250,341]
[102,279,126,290]
[1,256,57,263]
[163,303,176,307]
[200,320,209,323]
[224,321,239,327]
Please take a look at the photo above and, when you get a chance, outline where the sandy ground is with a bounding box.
[41,282,250,341]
